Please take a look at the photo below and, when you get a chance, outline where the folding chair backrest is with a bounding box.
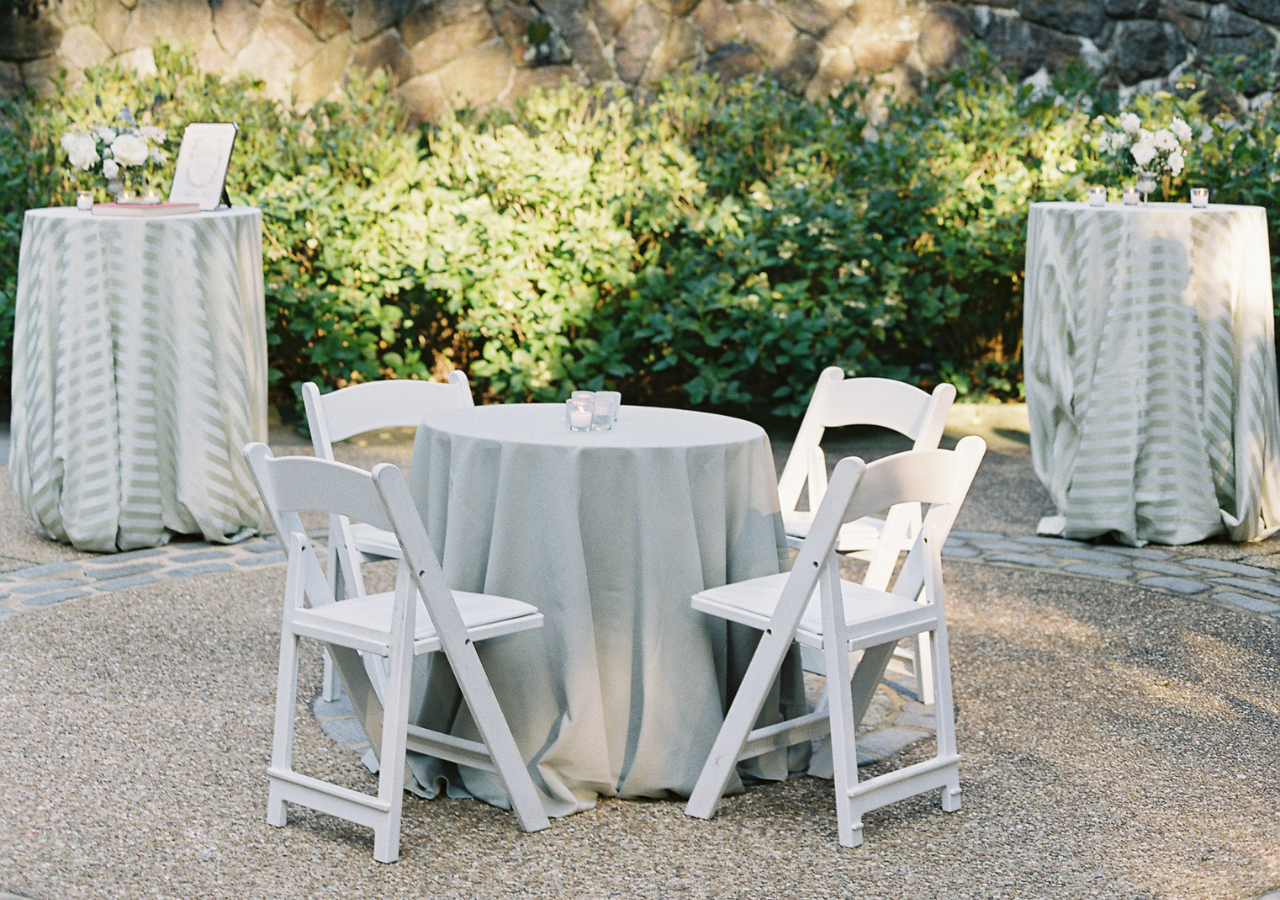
[795,436,986,599]
[245,441,402,616]
[303,373,473,459]
[245,443,393,540]
[843,436,984,524]
[778,367,956,515]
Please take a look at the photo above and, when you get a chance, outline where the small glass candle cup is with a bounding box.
[76,190,93,210]
[1122,185,1139,206]
[566,397,593,432]
[141,187,162,204]
[1190,187,1209,208]
[117,188,137,204]
[590,391,621,431]
[1087,186,1106,207]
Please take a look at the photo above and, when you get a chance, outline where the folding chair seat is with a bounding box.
[244,443,550,863]
[685,436,986,848]
[302,373,473,700]
[777,367,955,701]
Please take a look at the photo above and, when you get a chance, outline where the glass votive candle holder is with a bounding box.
[1190,187,1209,208]
[76,190,93,210]
[141,187,162,204]
[566,397,592,432]
[1122,185,1139,206]
[1087,186,1106,207]
[591,391,621,431]
[117,188,136,204]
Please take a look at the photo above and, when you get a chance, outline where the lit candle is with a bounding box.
[76,191,93,210]
[1088,186,1106,207]
[1190,188,1209,208]
[141,187,162,204]
[566,397,592,431]
[1122,185,1139,206]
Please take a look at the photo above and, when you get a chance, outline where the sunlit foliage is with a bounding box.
[1,45,1275,417]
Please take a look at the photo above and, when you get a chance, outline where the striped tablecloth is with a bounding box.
[10,207,268,552]
[1024,201,1280,546]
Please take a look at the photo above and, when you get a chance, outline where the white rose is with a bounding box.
[110,133,150,167]
[1131,140,1157,167]
[102,158,119,179]
[1120,112,1141,134]
[60,132,100,170]
[139,125,167,143]
[1168,150,1185,175]
[1171,117,1193,143]
[149,147,169,165]
[95,126,117,142]
[1153,128,1179,152]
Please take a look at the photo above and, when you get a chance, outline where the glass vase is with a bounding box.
[1136,172,1157,204]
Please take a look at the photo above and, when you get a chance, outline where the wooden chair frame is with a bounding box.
[778,367,956,703]
[245,442,549,863]
[685,436,985,847]
[302,373,473,700]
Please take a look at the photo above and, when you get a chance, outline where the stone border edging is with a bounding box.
[4,528,1278,624]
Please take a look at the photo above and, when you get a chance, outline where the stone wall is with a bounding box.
[2,0,1278,121]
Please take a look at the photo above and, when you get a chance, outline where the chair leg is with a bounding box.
[267,627,302,828]
[928,621,962,813]
[371,640,414,863]
[826,631,863,848]
[321,653,341,703]
[686,626,798,820]
[916,632,935,706]
[450,640,550,833]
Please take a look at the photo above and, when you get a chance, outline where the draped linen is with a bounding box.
[10,207,267,552]
[1024,201,1280,546]
[403,403,808,816]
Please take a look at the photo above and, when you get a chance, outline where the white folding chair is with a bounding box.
[244,443,550,863]
[685,436,986,848]
[302,373,473,700]
[778,367,955,702]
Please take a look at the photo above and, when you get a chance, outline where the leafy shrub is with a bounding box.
[2,45,1277,418]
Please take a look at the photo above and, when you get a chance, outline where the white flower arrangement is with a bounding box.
[60,107,170,195]
[1092,112,1193,178]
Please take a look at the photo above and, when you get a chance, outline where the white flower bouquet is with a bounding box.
[1091,112,1193,192]
[60,107,170,200]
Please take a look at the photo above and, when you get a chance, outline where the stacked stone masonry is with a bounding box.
[2,0,1279,122]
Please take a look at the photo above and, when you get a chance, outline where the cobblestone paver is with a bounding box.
[944,532,1280,622]
[0,536,284,620]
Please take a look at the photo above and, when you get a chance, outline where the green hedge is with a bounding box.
[1,46,1276,420]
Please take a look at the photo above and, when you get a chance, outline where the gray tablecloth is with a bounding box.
[1024,201,1280,545]
[10,207,268,552]
[404,403,808,816]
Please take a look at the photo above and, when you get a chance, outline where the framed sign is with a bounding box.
[168,123,238,210]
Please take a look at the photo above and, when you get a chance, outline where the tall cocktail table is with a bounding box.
[10,207,268,551]
[1024,201,1280,545]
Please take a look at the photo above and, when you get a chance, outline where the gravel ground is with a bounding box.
[0,406,1277,899]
